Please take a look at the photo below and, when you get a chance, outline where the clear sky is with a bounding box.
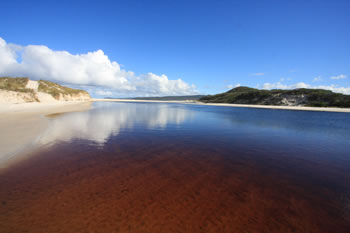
[1,0,349,97]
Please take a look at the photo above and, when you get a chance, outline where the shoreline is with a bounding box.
[93,98,350,113]
[1,99,350,169]
[0,101,92,169]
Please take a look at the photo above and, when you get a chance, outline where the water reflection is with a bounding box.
[2,102,350,232]
[192,105,350,140]
[39,102,350,148]
[39,102,193,145]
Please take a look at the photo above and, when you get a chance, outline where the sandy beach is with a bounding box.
[0,102,92,168]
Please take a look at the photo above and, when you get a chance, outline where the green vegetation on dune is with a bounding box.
[0,77,90,101]
[0,77,33,93]
[200,86,350,108]
[38,80,89,99]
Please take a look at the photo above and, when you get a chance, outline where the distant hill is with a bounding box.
[0,77,91,104]
[106,95,205,101]
[199,86,350,108]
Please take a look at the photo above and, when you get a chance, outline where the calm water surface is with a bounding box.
[1,102,350,233]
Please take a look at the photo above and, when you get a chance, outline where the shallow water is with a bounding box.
[1,102,350,232]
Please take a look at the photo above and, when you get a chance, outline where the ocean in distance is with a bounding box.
[1,102,350,232]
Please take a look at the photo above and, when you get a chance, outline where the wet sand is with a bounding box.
[0,136,349,233]
[0,102,92,168]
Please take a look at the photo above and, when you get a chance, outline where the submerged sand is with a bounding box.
[0,102,92,168]
[1,132,349,233]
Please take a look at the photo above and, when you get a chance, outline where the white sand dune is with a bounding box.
[25,80,39,91]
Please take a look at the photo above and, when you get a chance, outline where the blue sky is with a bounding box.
[1,0,349,97]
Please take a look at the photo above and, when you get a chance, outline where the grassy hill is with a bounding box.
[37,80,89,99]
[0,77,90,101]
[199,86,350,108]
[0,77,33,93]
[0,77,88,99]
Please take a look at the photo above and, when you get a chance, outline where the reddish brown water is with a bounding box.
[1,103,350,232]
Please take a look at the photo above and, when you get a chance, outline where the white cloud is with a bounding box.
[226,84,240,89]
[279,77,292,82]
[0,37,198,97]
[313,76,322,82]
[262,82,287,89]
[261,82,350,95]
[330,74,347,80]
[250,72,264,76]
[95,90,113,96]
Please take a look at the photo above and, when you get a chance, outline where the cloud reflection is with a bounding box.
[39,102,193,145]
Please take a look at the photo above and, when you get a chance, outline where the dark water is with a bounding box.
[1,102,350,233]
